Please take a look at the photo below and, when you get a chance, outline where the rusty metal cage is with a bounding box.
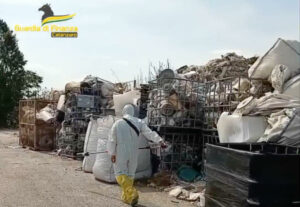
[19,99,56,151]
[148,77,206,129]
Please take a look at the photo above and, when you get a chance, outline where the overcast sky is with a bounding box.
[1,0,299,89]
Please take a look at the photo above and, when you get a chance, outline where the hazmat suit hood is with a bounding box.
[122,104,135,117]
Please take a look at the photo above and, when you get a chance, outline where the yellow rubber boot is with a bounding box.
[116,175,139,206]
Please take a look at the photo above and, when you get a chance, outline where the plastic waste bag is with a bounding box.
[248,38,300,79]
[283,74,300,100]
[36,104,55,123]
[270,64,292,93]
[258,108,300,146]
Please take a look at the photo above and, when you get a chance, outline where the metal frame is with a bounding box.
[147,75,271,170]
[57,86,111,157]
[202,76,269,131]
[148,77,206,129]
[19,99,56,151]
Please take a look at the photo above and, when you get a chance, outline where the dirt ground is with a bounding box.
[0,129,194,207]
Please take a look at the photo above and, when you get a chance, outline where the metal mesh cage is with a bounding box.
[202,77,270,131]
[148,77,206,129]
[57,85,114,157]
[19,99,56,151]
[57,119,88,157]
[158,129,202,170]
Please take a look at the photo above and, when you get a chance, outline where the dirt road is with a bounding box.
[0,129,193,207]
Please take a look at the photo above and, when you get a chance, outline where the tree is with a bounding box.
[0,19,42,127]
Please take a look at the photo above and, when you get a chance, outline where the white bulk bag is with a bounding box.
[93,118,152,183]
[83,116,115,173]
[57,95,65,111]
[135,135,152,178]
[270,65,292,93]
[258,108,300,146]
[82,119,99,172]
[217,112,268,143]
[36,104,55,123]
[248,38,300,79]
[93,135,116,182]
[283,74,300,100]
[101,82,114,97]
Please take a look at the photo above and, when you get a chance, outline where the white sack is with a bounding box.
[258,108,300,146]
[247,93,300,116]
[36,104,55,123]
[93,135,115,182]
[57,95,65,111]
[248,38,300,79]
[82,116,115,173]
[113,90,141,117]
[101,82,114,97]
[283,74,300,100]
[270,65,292,93]
[217,112,267,143]
[65,81,81,93]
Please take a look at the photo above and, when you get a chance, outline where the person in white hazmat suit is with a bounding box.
[107,104,164,206]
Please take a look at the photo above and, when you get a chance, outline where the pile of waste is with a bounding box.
[215,38,300,146]
[177,52,258,82]
[56,75,143,157]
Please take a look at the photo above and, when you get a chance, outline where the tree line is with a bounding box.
[0,19,42,127]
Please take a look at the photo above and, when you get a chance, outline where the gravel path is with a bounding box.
[0,129,193,207]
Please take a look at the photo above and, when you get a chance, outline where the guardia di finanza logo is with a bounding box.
[14,4,78,38]
[39,4,77,38]
[38,4,75,26]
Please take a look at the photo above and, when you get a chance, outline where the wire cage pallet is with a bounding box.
[57,86,114,158]
[19,99,56,151]
[147,74,270,170]
[202,76,270,131]
[148,127,209,171]
[153,128,203,170]
[148,75,206,130]
[138,84,150,119]
[57,115,93,158]
[57,86,106,158]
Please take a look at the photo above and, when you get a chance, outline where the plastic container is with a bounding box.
[217,112,267,143]
[205,143,300,207]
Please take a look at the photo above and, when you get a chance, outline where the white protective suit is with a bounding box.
[107,104,163,177]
